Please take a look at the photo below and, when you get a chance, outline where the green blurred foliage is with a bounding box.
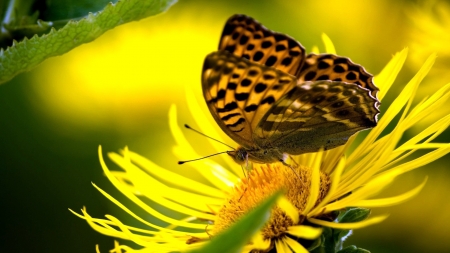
[0,0,177,83]
[1,0,450,252]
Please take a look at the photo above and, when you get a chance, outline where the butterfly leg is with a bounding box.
[288,155,299,167]
[280,159,306,188]
[238,163,250,201]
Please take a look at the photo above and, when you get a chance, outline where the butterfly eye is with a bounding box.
[263,150,268,155]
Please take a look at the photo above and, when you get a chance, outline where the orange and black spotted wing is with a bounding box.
[219,14,306,77]
[298,54,379,100]
[202,50,298,148]
[253,80,379,154]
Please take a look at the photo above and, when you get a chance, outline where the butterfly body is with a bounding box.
[202,15,380,165]
[227,146,286,164]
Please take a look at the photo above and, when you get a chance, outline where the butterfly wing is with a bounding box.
[202,50,298,148]
[219,14,306,76]
[298,53,379,99]
[253,80,379,154]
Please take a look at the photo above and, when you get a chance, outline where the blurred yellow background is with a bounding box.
[1,0,450,252]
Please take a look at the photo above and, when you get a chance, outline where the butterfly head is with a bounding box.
[227,147,248,165]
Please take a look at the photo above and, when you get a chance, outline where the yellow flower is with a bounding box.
[71,45,450,252]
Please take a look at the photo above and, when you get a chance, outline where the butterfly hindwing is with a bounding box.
[219,14,306,77]
[254,80,379,154]
[202,50,298,148]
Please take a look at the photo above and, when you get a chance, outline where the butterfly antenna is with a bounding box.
[178,151,229,165]
[184,124,235,150]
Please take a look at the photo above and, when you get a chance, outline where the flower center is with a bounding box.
[213,163,331,240]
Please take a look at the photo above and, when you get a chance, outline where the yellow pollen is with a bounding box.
[213,163,331,241]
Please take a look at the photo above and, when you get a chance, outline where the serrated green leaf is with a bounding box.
[337,245,370,253]
[186,191,282,253]
[0,0,177,84]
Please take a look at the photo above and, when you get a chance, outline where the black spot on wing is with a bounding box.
[333,65,345,73]
[217,102,238,112]
[248,70,259,76]
[235,92,249,101]
[349,96,360,104]
[261,41,273,48]
[226,117,245,128]
[346,72,357,80]
[281,57,292,66]
[318,61,330,69]
[332,101,344,108]
[217,89,226,100]
[227,82,237,90]
[255,83,267,93]
[289,50,301,56]
[317,75,329,80]
[276,44,286,51]
[245,104,258,112]
[221,112,241,121]
[265,56,277,67]
[305,71,316,80]
[334,58,348,64]
[224,45,236,53]
[261,96,275,105]
[239,35,249,45]
[253,51,264,61]
[263,74,275,80]
[241,78,252,86]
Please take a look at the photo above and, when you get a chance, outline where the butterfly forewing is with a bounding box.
[202,51,298,148]
[219,14,306,77]
[254,80,379,154]
[298,54,379,99]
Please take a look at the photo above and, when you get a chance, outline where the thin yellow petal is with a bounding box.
[303,150,323,214]
[308,215,389,229]
[354,177,427,207]
[124,150,226,199]
[322,33,336,54]
[283,236,309,253]
[107,152,221,217]
[277,196,299,224]
[374,48,408,99]
[70,208,207,238]
[381,145,450,176]
[168,105,239,190]
[325,169,402,211]
[275,239,292,253]
[287,225,322,239]
[310,45,319,54]
[309,156,346,216]
[98,147,210,230]
[92,183,210,232]
[242,233,271,252]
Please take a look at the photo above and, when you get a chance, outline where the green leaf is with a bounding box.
[0,0,177,84]
[337,245,370,253]
[186,191,282,253]
[310,208,373,253]
[338,208,371,223]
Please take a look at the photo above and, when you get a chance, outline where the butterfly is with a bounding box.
[202,14,380,165]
